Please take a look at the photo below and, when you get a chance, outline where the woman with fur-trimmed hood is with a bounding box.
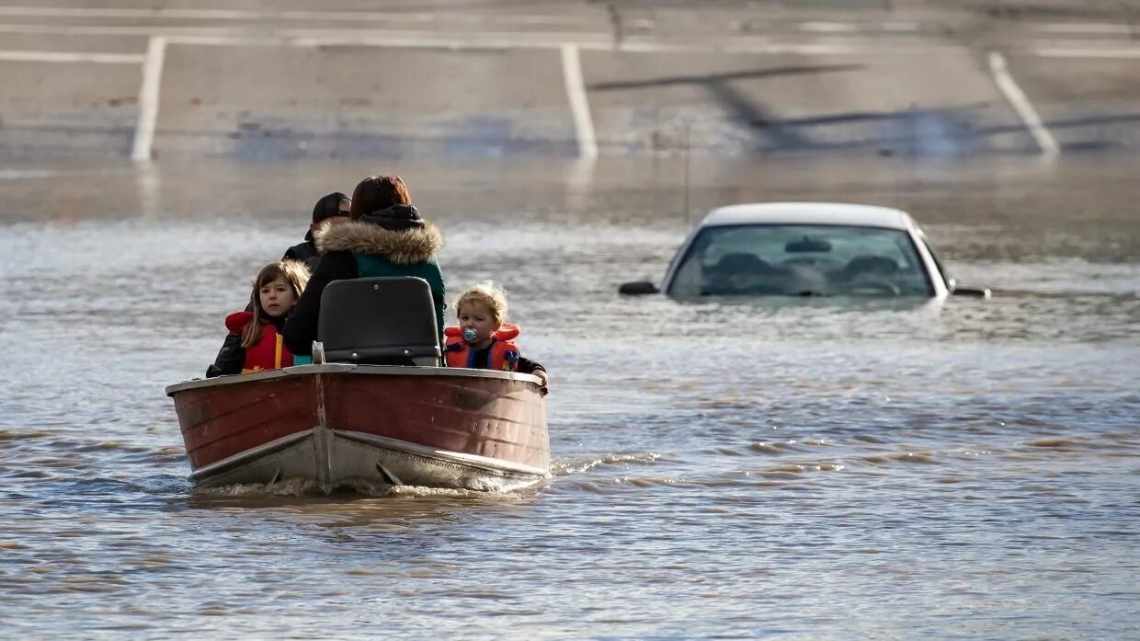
[283,175,445,356]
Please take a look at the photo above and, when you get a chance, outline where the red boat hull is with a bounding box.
[167,364,550,492]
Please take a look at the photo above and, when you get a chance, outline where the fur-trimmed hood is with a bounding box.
[315,219,443,264]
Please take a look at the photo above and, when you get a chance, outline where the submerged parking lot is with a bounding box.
[3,151,1139,639]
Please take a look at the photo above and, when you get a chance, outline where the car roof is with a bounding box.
[700,202,916,230]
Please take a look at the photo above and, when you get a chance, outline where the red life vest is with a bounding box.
[225,311,294,374]
[443,323,521,371]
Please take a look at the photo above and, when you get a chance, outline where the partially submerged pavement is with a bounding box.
[1,0,1138,160]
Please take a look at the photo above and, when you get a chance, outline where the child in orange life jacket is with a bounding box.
[444,282,548,392]
[206,260,310,377]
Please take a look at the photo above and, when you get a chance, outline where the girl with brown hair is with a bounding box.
[207,260,310,377]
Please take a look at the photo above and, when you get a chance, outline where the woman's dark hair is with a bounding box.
[349,176,412,220]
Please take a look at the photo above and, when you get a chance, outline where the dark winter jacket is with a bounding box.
[283,215,445,356]
[282,239,321,271]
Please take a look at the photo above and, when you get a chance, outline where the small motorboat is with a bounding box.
[166,277,550,493]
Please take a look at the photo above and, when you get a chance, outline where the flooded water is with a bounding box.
[2,153,1139,640]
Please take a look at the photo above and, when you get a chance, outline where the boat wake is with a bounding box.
[191,477,547,499]
[192,478,397,498]
[552,452,662,475]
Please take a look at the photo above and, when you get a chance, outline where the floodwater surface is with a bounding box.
[1,154,1138,640]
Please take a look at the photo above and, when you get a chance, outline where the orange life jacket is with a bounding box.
[225,311,295,374]
[443,323,521,371]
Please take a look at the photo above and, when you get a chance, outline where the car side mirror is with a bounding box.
[951,286,991,298]
[618,281,660,295]
[947,279,991,298]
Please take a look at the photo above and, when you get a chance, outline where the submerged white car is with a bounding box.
[620,202,989,298]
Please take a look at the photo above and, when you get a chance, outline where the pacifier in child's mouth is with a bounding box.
[462,328,478,343]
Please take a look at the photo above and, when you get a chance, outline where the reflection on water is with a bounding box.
[2,154,1139,640]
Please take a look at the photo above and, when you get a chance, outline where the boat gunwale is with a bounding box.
[165,363,544,396]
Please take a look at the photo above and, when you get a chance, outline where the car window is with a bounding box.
[667,224,933,297]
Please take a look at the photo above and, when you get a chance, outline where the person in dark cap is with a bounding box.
[282,192,351,270]
[283,175,446,356]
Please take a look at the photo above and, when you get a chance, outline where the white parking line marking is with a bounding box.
[988,51,1059,157]
[1034,23,1134,35]
[169,31,862,56]
[560,44,597,159]
[0,6,580,26]
[0,22,607,46]
[131,36,166,162]
[0,168,60,179]
[1036,47,1140,59]
[0,49,142,63]
[797,20,918,33]
[0,7,261,19]
[799,22,858,33]
[617,40,858,55]
[0,22,866,55]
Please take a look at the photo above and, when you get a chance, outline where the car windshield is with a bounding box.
[667,224,933,297]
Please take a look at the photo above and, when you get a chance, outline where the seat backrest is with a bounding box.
[841,255,899,279]
[317,277,441,366]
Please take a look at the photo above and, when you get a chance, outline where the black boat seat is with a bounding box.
[316,277,442,366]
